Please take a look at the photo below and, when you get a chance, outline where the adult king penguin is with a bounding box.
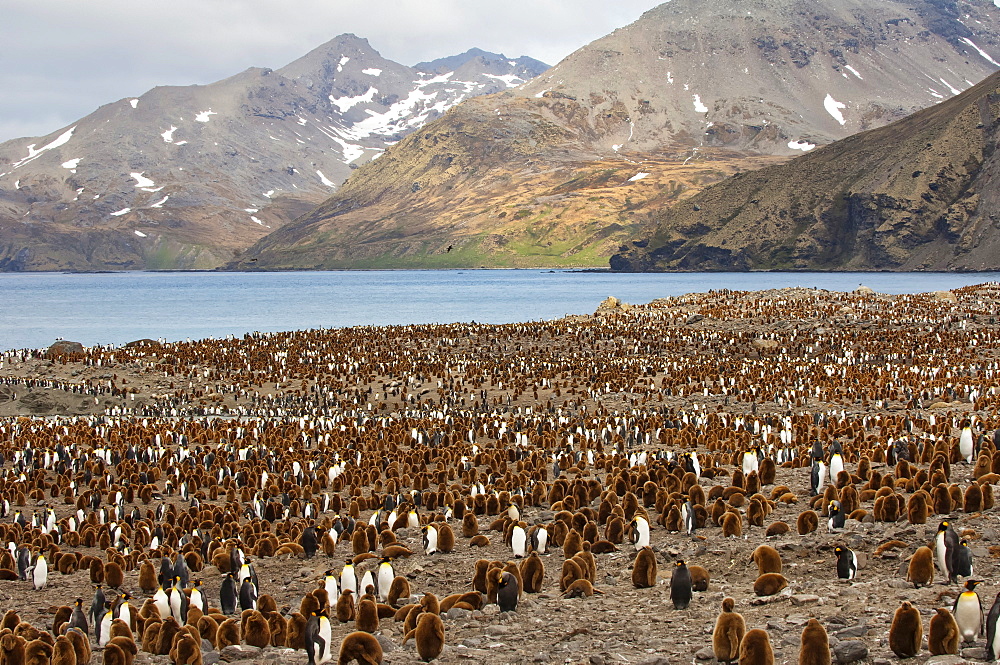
[936,520,959,583]
[835,546,857,581]
[954,579,984,643]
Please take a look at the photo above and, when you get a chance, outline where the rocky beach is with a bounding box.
[0,284,999,665]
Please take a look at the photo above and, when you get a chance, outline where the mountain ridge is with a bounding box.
[235,0,1000,271]
[0,34,548,271]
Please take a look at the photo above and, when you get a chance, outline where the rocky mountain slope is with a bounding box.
[235,0,1000,270]
[0,36,547,271]
[610,68,1000,272]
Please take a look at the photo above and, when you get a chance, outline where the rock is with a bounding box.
[460,638,483,647]
[833,640,868,664]
[789,594,820,606]
[931,290,958,302]
[201,654,220,665]
[220,646,261,662]
[686,314,704,325]
[485,625,512,636]
[533,654,551,663]
[637,658,670,665]
[45,340,84,358]
[855,285,874,294]
[834,625,867,639]
[752,338,779,350]
[590,656,607,665]
[298,567,312,577]
[447,607,471,620]
[694,646,715,660]
[887,579,910,589]
[924,656,966,665]
[962,646,987,660]
[376,634,398,653]
[201,640,214,653]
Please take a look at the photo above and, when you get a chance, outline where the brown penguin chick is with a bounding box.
[137,561,157,595]
[215,618,240,650]
[906,492,929,525]
[753,573,788,597]
[402,606,423,635]
[186,606,203,628]
[386,576,411,608]
[519,552,545,593]
[336,590,357,623]
[419,592,440,616]
[965,484,984,513]
[1,609,20,632]
[721,512,742,538]
[51,605,72,635]
[65,628,90,665]
[436,524,455,553]
[738,628,774,665]
[713,597,746,665]
[472,560,491,593]
[798,618,831,665]
[51,634,77,665]
[242,610,270,648]
[107,637,136,665]
[403,612,445,662]
[299,593,321,617]
[906,546,935,589]
[563,529,584,559]
[102,642,127,665]
[0,634,25,665]
[356,598,379,633]
[751,545,782,575]
[461,513,479,538]
[196,615,218,648]
[104,561,124,589]
[765,521,790,537]
[561,579,604,598]
[90,559,105,584]
[338,631,383,665]
[605,517,625,544]
[689,565,710,592]
[140,620,162,654]
[265,612,286,648]
[796,511,819,535]
[154,617,183,656]
[109,618,133,641]
[380,545,413,559]
[376,604,396,620]
[559,558,585,592]
[928,607,960,655]
[631,546,657,588]
[889,601,923,658]
[590,540,617,554]
[393,604,418,623]
[469,535,490,547]
[169,632,202,665]
[24,639,52,665]
[283,612,307,650]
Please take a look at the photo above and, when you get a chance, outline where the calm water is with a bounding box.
[1,270,997,351]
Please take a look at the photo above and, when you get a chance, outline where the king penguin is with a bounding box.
[422,524,438,555]
[67,598,89,634]
[511,523,527,558]
[670,560,693,610]
[960,420,976,463]
[953,538,974,581]
[340,560,357,596]
[936,520,959,583]
[828,442,844,485]
[376,558,394,603]
[90,585,106,636]
[986,591,1000,660]
[323,570,339,610]
[810,459,826,497]
[219,572,238,615]
[629,515,650,551]
[835,546,857,580]
[528,525,548,554]
[954,579,984,643]
[681,501,695,536]
[827,501,844,532]
[31,553,47,590]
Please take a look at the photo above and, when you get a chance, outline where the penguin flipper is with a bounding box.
[402,628,415,645]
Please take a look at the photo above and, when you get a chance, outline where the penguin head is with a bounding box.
[675,559,686,568]
[939,520,950,532]
[966,579,983,591]
[75,598,83,607]
[834,546,844,556]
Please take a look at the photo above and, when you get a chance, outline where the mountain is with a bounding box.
[234,0,1000,270]
[610,68,1000,272]
[0,35,548,271]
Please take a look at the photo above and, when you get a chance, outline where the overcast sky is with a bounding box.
[0,1,663,144]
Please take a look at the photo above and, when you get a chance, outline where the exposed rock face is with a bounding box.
[610,70,1000,272]
[236,0,1000,270]
[0,35,547,271]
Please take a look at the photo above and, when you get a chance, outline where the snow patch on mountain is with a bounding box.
[161,126,178,143]
[195,109,217,123]
[11,126,76,169]
[824,94,847,125]
[330,87,378,113]
[131,172,155,188]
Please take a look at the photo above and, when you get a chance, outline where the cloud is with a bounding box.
[0,0,662,143]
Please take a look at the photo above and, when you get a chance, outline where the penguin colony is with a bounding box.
[1,285,1000,663]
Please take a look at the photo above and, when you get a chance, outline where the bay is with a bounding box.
[1,270,997,352]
